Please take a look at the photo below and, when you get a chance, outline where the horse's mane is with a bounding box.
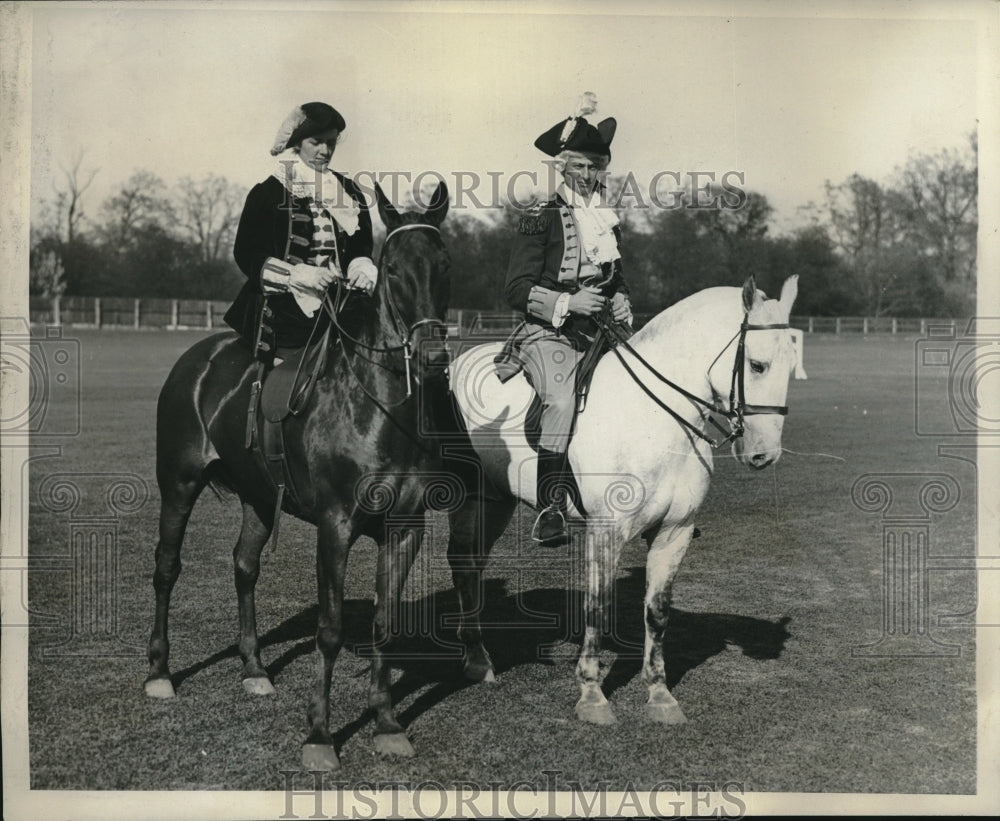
[630,285,743,346]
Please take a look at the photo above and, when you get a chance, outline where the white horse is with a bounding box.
[444,275,799,725]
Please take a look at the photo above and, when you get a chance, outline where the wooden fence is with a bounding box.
[27,296,963,337]
[29,296,231,330]
[444,310,962,336]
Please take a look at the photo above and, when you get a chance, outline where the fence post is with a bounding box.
[808,316,814,333]
[835,317,841,334]
[94,297,102,329]
[53,295,61,327]
[170,299,179,330]
[134,299,141,330]
[206,300,213,329]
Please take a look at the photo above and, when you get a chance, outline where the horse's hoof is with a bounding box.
[301,743,341,772]
[144,677,176,699]
[374,732,416,758]
[464,663,496,683]
[242,676,276,696]
[646,702,687,725]
[575,701,617,725]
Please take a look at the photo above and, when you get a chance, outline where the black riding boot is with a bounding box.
[532,448,570,548]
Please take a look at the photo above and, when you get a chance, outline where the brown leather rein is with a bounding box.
[595,312,790,448]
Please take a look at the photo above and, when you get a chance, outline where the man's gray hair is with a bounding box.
[553,149,610,172]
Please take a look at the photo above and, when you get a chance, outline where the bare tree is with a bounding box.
[896,134,977,283]
[175,174,245,262]
[98,170,174,248]
[55,151,100,243]
[823,174,912,316]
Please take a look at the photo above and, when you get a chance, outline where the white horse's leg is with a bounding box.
[642,523,694,724]
[574,523,623,724]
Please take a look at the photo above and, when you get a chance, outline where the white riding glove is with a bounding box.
[288,262,335,316]
[611,291,633,326]
[346,257,378,296]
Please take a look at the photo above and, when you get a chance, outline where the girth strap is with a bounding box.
[245,361,265,450]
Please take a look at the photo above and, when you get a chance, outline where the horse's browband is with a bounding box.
[384,224,441,244]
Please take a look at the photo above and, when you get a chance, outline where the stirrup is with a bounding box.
[531,505,569,548]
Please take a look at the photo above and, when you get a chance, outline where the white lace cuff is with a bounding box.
[261,257,293,294]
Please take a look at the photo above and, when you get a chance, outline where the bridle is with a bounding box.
[323,223,449,405]
[595,310,790,448]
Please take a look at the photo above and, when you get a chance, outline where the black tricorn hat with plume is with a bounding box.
[270,102,347,156]
[534,92,617,159]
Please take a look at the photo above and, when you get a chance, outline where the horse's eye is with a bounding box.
[749,359,767,374]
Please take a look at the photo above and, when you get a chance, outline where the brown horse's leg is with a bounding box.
[574,524,622,724]
[302,514,352,772]
[368,525,422,758]
[447,495,515,682]
[641,523,693,724]
[145,473,206,698]
[234,500,275,694]
[145,334,231,698]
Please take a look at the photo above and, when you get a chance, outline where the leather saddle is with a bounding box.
[245,332,331,542]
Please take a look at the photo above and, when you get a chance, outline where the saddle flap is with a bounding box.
[260,343,325,423]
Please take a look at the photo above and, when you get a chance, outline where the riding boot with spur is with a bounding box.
[532,448,570,548]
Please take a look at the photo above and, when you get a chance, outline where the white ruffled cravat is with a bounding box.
[558,183,621,265]
[272,151,361,236]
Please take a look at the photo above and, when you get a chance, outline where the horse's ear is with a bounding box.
[779,274,799,314]
[741,275,757,313]
[423,181,449,227]
[374,183,402,229]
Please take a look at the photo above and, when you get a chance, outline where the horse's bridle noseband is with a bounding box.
[721,316,790,441]
[597,311,791,448]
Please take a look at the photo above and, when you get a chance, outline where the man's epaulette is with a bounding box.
[518,204,550,235]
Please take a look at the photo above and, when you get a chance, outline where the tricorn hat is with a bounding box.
[534,92,617,159]
[270,102,347,156]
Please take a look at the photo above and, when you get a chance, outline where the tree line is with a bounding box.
[30,161,247,301]
[31,136,976,317]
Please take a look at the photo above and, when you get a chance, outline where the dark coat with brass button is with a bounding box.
[504,194,628,332]
[224,173,374,352]
[496,193,632,382]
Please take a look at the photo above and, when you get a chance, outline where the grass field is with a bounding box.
[21,328,979,796]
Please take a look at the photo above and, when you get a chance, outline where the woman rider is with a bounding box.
[224,101,377,364]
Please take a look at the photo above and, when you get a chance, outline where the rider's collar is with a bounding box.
[272,151,360,235]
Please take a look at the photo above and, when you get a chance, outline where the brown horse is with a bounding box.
[144,182,451,770]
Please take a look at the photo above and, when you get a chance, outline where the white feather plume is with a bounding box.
[559,92,599,145]
[575,92,598,117]
[270,106,307,156]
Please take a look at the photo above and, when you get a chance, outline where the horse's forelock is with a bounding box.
[379,223,450,322]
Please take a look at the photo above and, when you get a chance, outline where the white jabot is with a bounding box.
[558,183,621,265]
[272,151,361,235]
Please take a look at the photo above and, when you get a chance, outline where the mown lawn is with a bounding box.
[23,329,978,798]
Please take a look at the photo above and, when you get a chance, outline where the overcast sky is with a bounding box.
[24,0,986,235]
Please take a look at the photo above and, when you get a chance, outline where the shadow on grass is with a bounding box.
[170,565,791,748]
